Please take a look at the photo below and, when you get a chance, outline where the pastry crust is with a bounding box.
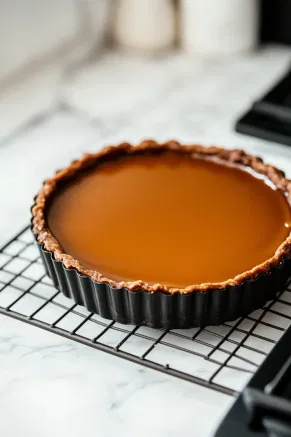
[32,140,291,294]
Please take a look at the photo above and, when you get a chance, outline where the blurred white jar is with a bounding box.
[180,0,259,55]
[113,0,176,53]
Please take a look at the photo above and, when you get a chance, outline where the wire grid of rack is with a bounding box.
[1,226,291,397]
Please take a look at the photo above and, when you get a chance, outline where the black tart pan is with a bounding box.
[31,142,291,329]
[33,227,291,329]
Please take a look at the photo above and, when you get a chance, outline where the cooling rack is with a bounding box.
[1,226,291,397]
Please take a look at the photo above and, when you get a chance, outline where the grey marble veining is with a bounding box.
[1,46,291,437]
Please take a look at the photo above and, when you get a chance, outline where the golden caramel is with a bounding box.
[47,152,291,288]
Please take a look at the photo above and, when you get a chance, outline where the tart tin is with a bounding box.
[31,142,291,329]
[33,227,291,329]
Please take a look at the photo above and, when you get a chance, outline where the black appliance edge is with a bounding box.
[214,324,291,437]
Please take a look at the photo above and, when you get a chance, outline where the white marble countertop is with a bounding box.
[1,46,291,437]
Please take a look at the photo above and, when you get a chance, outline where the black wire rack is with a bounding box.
[1,226,291,397]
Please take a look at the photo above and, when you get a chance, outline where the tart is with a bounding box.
[32,141,291,328]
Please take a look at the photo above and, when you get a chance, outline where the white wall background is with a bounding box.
[0,0,111,85]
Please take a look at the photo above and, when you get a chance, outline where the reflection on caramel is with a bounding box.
[47,152,291,288]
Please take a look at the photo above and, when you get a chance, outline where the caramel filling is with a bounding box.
[47,152,291,288]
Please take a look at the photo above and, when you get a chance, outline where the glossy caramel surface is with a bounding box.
[47,152,291,288]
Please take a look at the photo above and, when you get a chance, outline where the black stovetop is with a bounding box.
[215,325,291,437]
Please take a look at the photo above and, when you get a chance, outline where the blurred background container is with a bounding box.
[2,0,291,90]
[0,0,290,153]
[179,0,259,55]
